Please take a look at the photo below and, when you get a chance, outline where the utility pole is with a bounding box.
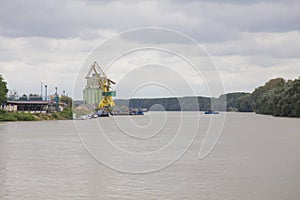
[40,82,43,99]
[45,85,47,101]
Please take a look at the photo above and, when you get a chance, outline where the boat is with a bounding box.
[204,110,219,114]
[97,110,109,117]
[110,111,130,115]
[136,110,144,115]
[130,110,144,115]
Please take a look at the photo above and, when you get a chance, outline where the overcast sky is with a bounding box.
[1,0,299,99]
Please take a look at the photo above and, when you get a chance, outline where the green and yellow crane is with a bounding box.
[87,61,116,112]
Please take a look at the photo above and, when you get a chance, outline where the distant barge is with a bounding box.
[204,110,219,114]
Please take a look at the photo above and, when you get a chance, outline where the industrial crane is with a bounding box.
[86,61,116,111]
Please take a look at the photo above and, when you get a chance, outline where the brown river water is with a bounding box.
[0,112,299,200]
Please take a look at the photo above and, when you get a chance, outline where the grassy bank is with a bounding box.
[0,108,73,122]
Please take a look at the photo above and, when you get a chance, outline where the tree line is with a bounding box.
[116,77,300,117]
[251,77,300,117]
[222,77,300,117]
[1,74,299,117]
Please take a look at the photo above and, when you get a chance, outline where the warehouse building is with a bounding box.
[5,100,55,113]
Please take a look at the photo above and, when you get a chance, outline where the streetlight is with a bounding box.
[54,87,59,111]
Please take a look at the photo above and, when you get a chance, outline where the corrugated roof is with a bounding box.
[7,100,54,105]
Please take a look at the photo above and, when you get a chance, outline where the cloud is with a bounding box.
[0,36,99,96]
[1,0,299,40]
[0,0,299,99]
[204,31,300,58]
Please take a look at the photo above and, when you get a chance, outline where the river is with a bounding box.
[0,112,299,200]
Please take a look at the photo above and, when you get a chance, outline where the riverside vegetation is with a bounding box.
[118,77,300,117]
[0,108,73,121]
[224,77,300,117]
[1,75,299,121]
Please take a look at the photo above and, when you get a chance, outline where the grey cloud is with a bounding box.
[0,0,299,42]
[1,0,299,98]
[205,31,300,59]
[119,28,194,44]
[170,0,299,5]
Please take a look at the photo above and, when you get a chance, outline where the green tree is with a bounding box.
[60,95,73,108]
[294,99,300,117]
[236,94,254,112]
[0,75,8,106]
[253,77,300,117]
[252,78,285,102]
[222,92,251,111]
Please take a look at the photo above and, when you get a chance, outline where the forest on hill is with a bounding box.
[115,77,300,117]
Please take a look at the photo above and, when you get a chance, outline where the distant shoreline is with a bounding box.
[113,77,300,118]
[1,111,299,123]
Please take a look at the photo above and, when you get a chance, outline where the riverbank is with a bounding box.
[0,108,73,121]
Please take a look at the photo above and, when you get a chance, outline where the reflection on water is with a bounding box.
[0,113,299,199]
